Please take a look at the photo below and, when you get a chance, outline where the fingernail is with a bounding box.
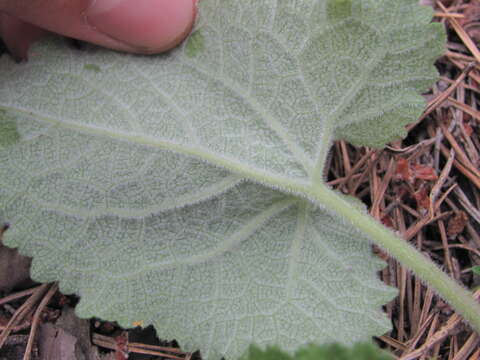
[86,0,196,53]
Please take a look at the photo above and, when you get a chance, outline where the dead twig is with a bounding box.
[92,333,194,360]
[0,283,49,350]
[413,62,476,128]
[23,283,58,360]
[399,289,480,360]
[0,286,41,307]
[437,1,480,63]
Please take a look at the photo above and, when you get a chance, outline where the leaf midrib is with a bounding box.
[177,57,315,175]
[311,43,388,183]
[2,104,317,196]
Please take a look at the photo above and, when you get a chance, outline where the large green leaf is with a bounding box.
[0,0,443,358]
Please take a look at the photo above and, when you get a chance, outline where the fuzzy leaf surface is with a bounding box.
[0,0,443,358]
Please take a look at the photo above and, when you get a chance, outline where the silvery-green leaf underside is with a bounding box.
[0,0,443,358]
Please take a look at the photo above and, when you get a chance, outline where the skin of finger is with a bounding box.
[87,0,197,53]
[0,13,46,61]
[0,0,196,54]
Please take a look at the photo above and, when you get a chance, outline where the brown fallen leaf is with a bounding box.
[413,186,431,211]
[447,211,469,239]
[37,307,109,360]
[0,228,32,293]
[38,323,79,360]
[395,157,437,183]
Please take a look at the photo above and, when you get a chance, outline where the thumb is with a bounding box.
[0,0,197,58]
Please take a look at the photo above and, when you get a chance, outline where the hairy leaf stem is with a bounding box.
[311,185,480,334]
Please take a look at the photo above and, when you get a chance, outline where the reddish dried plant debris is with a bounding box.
[395,158,438,183]
[413,186,431,210]
[114,332,129,360]
[447,211,469,238]
[394,180,432,211]
[461,115,474,137]
[381,214,395,228]
[411,163,438,181]
[395,158,412,182]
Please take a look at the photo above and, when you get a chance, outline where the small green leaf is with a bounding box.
[0,110,20,148]
[241,343,393,360]
[472,266,480,275]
